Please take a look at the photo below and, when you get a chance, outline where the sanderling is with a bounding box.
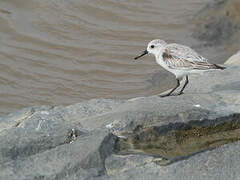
[134,39,225,97]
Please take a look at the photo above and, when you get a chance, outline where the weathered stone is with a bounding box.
[77,66,240,133]
[0,100,120,179]
[0,130,117,180]
[100,141,240,180]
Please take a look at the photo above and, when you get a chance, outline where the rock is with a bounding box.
[0,106,48,132]
[1,65,240,179]
[225,50,240,65]
[78,66,240,133]
[192,0,240,46]
[0,129,117,180]
[98,140,240,180]
[0,100,120,180]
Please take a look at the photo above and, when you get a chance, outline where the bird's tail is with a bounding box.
[212,64,226,70]
[193,62,226,70]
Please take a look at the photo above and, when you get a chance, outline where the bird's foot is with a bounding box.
[159,92,184,97]
[178,91,184,95]
[159,93,171,98]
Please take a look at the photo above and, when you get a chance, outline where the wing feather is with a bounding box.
[163,43,215,70]
[166,43,208,63]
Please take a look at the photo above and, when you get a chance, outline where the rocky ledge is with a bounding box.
[0,55,240,180]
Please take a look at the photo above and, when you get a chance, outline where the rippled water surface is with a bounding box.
[0,0,228,115]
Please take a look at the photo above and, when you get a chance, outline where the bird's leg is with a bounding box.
[160,79,180,97]
[178,76,189,95]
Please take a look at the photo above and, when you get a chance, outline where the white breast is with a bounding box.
[155,53,174,73]
[155,53,188,79]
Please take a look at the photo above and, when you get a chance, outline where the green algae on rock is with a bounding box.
[115,114,240,164]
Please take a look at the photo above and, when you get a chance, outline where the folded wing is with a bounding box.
[163,43,219,70]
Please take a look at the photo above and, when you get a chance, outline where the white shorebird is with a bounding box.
[134,39,225,97]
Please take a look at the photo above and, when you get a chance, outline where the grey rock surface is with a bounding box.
[78,66,240,134]
[0,130,117,180]
[0,65,240,180]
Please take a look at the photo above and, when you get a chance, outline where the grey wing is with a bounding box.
[163,44,215,70]
[166,43,208,63]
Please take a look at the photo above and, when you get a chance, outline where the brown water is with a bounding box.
[0,0,229,115]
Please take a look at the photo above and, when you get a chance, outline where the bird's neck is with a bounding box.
[155,50,164,60]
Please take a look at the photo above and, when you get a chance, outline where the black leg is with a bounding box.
[178,76,189,95]
[160,79,180,97]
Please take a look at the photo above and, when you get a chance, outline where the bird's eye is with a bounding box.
[150,45,155,49]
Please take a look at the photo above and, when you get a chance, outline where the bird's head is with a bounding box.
[134,39,167,60]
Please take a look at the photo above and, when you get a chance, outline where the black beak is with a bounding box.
[134,50,148,60]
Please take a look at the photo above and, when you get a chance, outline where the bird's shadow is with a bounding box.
[158,92,183,98]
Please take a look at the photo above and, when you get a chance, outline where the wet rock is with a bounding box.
[115,113,240,162]
[192,0,240,46]
[97,141,240,180]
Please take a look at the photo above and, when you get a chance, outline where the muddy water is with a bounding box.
[0,0,227,115]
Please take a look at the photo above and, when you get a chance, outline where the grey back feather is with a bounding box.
[162,43,218,70]
[166,43,208,63]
